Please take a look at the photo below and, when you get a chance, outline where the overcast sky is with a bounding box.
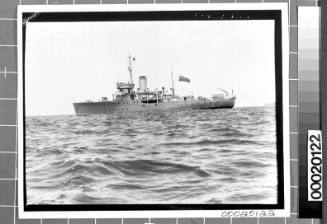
[25,20,275,116]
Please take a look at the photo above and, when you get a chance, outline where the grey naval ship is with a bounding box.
[73,55,236,115]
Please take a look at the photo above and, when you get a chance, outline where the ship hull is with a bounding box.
[73,97,236,115]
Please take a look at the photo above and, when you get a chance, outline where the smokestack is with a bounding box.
[138,76,147,92]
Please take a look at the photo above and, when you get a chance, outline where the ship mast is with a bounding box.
[171,68,175,97]
[128,54,134,83]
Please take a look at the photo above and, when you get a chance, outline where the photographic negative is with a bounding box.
[17,3,290,218]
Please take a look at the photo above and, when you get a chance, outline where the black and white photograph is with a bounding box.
[18,4,290,217]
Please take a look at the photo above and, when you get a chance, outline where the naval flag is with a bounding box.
[178,75,190,83]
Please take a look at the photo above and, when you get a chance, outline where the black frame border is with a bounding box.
[21,9,284,212]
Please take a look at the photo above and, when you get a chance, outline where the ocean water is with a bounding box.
[26,107,277,205]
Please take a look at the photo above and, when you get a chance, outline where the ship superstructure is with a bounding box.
[73,55,236,115]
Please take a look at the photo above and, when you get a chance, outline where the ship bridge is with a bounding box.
[116,82,135,90]
[116,82,135,100]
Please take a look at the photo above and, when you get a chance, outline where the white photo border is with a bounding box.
[17,3,290,219]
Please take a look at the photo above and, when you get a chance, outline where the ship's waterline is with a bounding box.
[73,97,236,115]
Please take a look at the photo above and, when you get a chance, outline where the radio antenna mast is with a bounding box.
[171,67,175,97]
[128,54,134,83]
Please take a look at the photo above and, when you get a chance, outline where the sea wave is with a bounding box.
[26,107,277,205]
